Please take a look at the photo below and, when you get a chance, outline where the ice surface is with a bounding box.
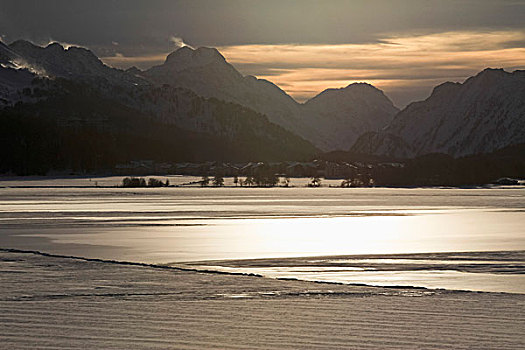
[1,180,524,293]
[1,250,524,349]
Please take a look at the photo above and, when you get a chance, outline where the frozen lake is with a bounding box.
[1,177,524,293]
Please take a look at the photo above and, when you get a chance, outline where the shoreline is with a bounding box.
[1,184,522,189]
[2,247,522,296]
[1,248,524,349]
[1,174,524,189]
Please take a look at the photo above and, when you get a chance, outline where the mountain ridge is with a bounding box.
[2,40,521,162]
[351,68,525,158]
[0,41,398,152]
[143,45,398,150]
[0,40,320,173]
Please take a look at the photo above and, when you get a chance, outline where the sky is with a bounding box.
[1,0,525,107]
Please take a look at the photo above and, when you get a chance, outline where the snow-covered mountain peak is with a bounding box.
[0,39,151,105]
[7,39,107,78]
[351,68,525,158]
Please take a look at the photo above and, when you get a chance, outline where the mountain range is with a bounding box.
[141,46,399,150]
[0,41,398,150]
[0,41,318,174]
[1,39,524,175]
[352,68,525,158]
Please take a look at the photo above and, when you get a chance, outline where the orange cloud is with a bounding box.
[101,30,525,107]
[101,53,167,68]
[218,30,525,106]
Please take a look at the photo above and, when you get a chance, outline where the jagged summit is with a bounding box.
[12,40,99,61]
[7,39,104,77]
[0,39,149,95]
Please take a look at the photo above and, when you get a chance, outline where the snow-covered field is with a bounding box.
[1,250,524,349]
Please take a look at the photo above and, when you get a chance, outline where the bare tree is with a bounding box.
[201,176,210,187]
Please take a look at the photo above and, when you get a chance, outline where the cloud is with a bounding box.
[101,30,525,107]
[101,53,168,69]
[44,39,85,50]
[101,36,194,69]
[169,36,192,49]
[217,30,525,106]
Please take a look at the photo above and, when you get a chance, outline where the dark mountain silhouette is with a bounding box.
[143,46,399,150]
[302,83,398,150]
[1,41,398,152]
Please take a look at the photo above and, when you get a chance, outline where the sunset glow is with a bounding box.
[218,30,525,106]
[102,30,525,106]
[2,1,525,347]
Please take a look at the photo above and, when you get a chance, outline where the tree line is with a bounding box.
[121,177,170,187]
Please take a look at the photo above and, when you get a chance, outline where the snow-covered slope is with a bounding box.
[0,41,20,66]
[0,67,36,107]
[6,40,148,87]
[0,41,38,106]
[352,69,525,158]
